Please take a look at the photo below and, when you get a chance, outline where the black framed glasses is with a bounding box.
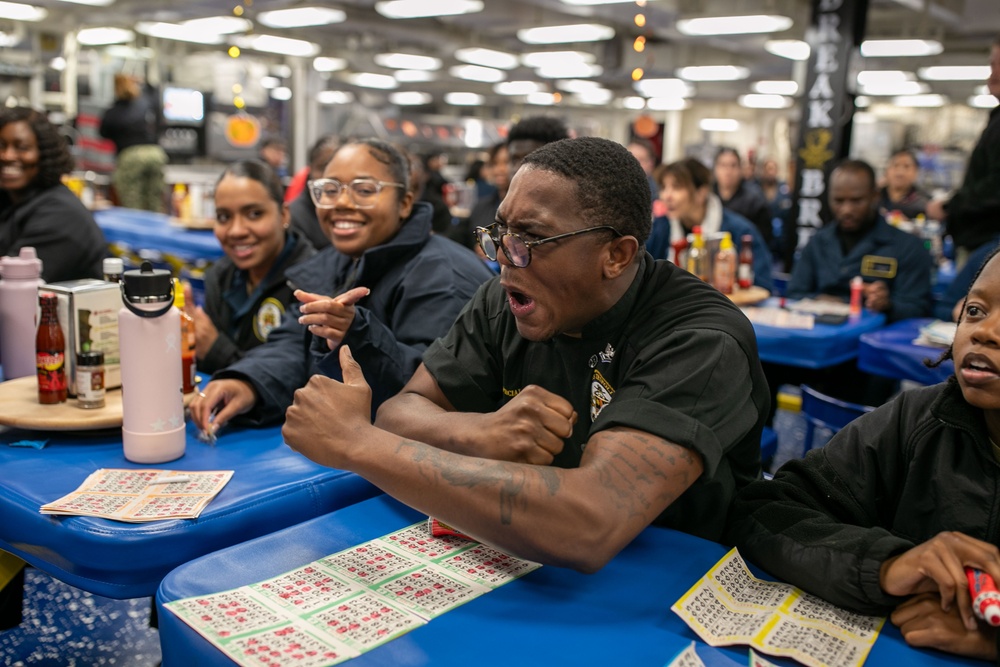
[308,178,405,209]
[474,223,622,268]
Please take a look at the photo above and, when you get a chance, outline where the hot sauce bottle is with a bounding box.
[36,292,67,404]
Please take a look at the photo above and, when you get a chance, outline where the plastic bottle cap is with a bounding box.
[122,261,173,300]
[985,605,1000,626]
[0,246,43,279]
[103,257,124,274]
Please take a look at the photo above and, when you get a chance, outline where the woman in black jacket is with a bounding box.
[192,160,315,374]
[0,107,105,282]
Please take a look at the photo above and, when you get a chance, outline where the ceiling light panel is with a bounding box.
[449,64,505,83]
[646,97,689,111]
[517,24,615,44]
[314,57,347,72]
[634,78,693,97]
[764,39,810,61]
[455,47,518,70]
[347,72,399,89]
[390,91,432,105]
[892,94,946,107]
[739,94,793,109]
[317,90,354,104]
[0,1,47,21]
[375,0,484,19]
[677,66,750,81]
[678,15,792,36]
[860,39,942,58]
[918,65,991,81]
[136,21,225,44]
[258,7,346,28]
[970,94,998,108]
[536,62,603,79]
[494,80,544,95]
[521,51,595,68]
[445,92,484,106]
[700,118,740,132]
[232,34,320,57]
[526,92,557,105]
[374,53,442,71]
[752,80,798,95]
[77,27,135,45]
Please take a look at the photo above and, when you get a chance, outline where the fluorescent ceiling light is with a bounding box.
[860,81,929,96]
[527,92,557,105]
[184,16,251,34]
[77,27,134,45]
[536,62,603,79]
[521,51,595,68]
[494,80,544,95]
[0,1,47,21]
[622,96,646,110]
[919,65,991,81]
[634,78,693,97]
[389,91,432,105]
[55,0,114,5]
[260,76,281,89]
[49,56,66,70]
[576,89,613,105]
[752,80,798,95]
[136,21,224,44]
[677,65,749,82]
[860,39,942,58]
[317,90,354,105]
[556,79,603,94]
[233,34,319,57]
[700,118,740,132]
[455,47,518,70]
[270,87,293,101]
[678,15,792,36]
[313,57,347,72]
[893,94,946,107]
[394,70,435,83]
[739,94,793,109]
[445,91,484,106]
[517,24,615,44]
[258,7,346,28]
[375,0,483,19]
[449,64,505,83]
[561,0,636,4]
[375,53,441,71]
[646,97,689,111]
[765,39,809,61]
[857,70,913,86]
[347,73,399,89]
[104,45,153,59]
[969,94,998,108]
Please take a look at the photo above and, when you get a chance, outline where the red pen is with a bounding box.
[967,567,1000,626]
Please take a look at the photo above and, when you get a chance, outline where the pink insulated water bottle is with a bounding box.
[119,262,185,463]
[0,247,44,379]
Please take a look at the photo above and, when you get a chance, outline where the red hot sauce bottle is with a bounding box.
[36,292,67,404]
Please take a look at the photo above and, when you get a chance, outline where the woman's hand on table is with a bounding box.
[880,531,1000,631]
[296,287,369,351]
[892,592,998,660]
[190,379,256,434]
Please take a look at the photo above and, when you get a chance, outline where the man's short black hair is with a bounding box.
[522,136,651,245]
[833,158,877,191]
[507,116,569,146]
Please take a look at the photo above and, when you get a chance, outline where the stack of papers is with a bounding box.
[788,299,852,317]
[41,468,233,522]
[914,320,957,348]
[742,307,815,330]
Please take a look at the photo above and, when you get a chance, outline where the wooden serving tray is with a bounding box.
[0,375,197,431]
[726,285,770,306]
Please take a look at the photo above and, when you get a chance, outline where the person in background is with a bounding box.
[927,35,1000,264]
[506,115,570,178]
[627,137,660,201]
[99,73,167,213]
[190,160,315,374]
[190,138,493,433]
[280,137,769,569]
[462,141,510,252]
[0,106,105,282]
[878,149,930,221]
[788,159,932,322]
[756,157,793,266]
[418,151,452,234]
[464,155,495,201]
[713,147,773,247]
[288,134,340,250]
[646,158,774,292]
[257,136,288,181]
[729,245,1000,662]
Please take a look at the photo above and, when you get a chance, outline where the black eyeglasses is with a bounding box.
[474,223,622,268]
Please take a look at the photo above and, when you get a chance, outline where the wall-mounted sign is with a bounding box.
[224,113,261,148]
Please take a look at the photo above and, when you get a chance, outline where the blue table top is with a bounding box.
[95,207,224,262]
[750,299,887,369]
[156,495,977,667]
[859,317,954,385]
[0,420,379,599]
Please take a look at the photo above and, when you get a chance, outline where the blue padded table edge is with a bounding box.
[0,422,379,599]
[95,207,225,261]
[750,299,887,369]
[858,317,954,386]
[156,495,977,667]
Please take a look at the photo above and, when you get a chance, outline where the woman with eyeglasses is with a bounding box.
[0,107,105,282]
[189,159,316,375]
[190,138,493,434]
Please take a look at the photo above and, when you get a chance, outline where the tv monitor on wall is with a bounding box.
[162,86,205,125]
